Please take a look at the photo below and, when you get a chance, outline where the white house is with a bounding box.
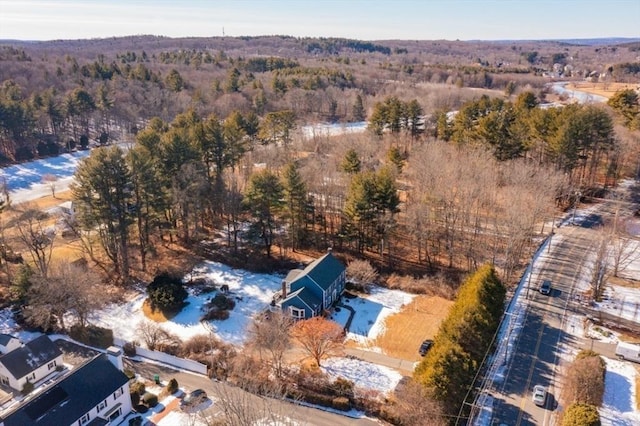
[0,335,63,391]
[0,346,132,426]
[0,335,20,355]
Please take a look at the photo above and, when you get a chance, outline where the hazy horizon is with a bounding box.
[0,0,638,42]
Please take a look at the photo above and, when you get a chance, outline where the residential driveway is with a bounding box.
[126,359,378,426]
[344,347,416,376]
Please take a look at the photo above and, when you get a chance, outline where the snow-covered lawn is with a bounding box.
[600,358,640,426]
[321,357,403,395]
[339,287,415,349]
[89,259,415,355]
[91,260,282,346]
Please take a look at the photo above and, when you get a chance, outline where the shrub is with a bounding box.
[130,381,146,395]
[201,309,230,321]
[564,352,605,406]
[123,342,137,356]
[69,324,114,348]
[134,404,148,413]
[562,403,601,426]
[21,381,34,395]
[180,334,212,356]
[332,396,351,411]
[128,416,143,426]
[332,377,355,398]
[211,293,236,310]
[146,272,188,313]
[130,390,140,406]
[142,392,158,407]
[166,378,179,394]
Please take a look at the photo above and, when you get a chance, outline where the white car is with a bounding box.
[532,385,546,407]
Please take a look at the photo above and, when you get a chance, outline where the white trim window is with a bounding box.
[113,386,124,400]
[97,399,107,413]
[78,413,90,425]
[290,306,306,319]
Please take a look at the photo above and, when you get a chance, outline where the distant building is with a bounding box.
[273,250,346,319]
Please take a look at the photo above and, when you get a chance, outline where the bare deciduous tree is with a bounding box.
[246,312,292,379]
[563,354,605,406]
[391,380,446,426]
[25,260,107,331]
[136,320,180,351]
[608,213,640,278]
[291,317,343,367]
[591,228,612,302]
[16,207,55,277]
[42,173,58,198]
[346,259,378,292]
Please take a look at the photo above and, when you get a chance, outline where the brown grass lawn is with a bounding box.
[566,82,638,100]
[374,295,453,361]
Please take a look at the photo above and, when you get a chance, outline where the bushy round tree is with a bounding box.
[147,272,188,313]
[562,403,600,426]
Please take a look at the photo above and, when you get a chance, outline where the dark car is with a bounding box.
[539,280,552,295]
[180,389,208,410]
[419,339,434,356]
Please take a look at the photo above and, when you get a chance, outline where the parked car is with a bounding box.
[419,339,434,356]
[539,280,552,295]
[532,385,546,407]
[180,389,208,410]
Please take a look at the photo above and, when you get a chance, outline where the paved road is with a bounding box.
[486,188,640,426]
[127,359,379,426]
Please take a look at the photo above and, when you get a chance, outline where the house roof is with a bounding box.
[0,334,17,347]
[0,335,62,379]
[294,251,344,291]
[0,354,129,426]
[282,286,321,311]
[284,269,303,284]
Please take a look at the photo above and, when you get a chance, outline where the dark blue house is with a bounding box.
[275,250,346,319]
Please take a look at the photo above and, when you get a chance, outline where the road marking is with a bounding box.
[515,319,546,425]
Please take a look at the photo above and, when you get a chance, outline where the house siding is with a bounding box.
[0,353,63,390]
[71,384,132,426]
[278,252,346,319]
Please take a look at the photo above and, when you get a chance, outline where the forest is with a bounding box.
[0,35,639,423]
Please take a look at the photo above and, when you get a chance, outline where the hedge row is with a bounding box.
[414,264,506,416]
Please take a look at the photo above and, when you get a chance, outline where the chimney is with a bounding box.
[106,346,124,371]
[282,280,287,298]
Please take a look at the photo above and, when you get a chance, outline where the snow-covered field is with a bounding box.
[301,121,367,139]
[600,358,640,426]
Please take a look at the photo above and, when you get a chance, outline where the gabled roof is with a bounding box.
[282,286,322,311]
[293,251,344,291]
[284,269,303,284]
[0,335,62,379]
[0,334,17,347]
[0,354,129,426]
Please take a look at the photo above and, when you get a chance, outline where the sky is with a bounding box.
[0,0,639,42]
